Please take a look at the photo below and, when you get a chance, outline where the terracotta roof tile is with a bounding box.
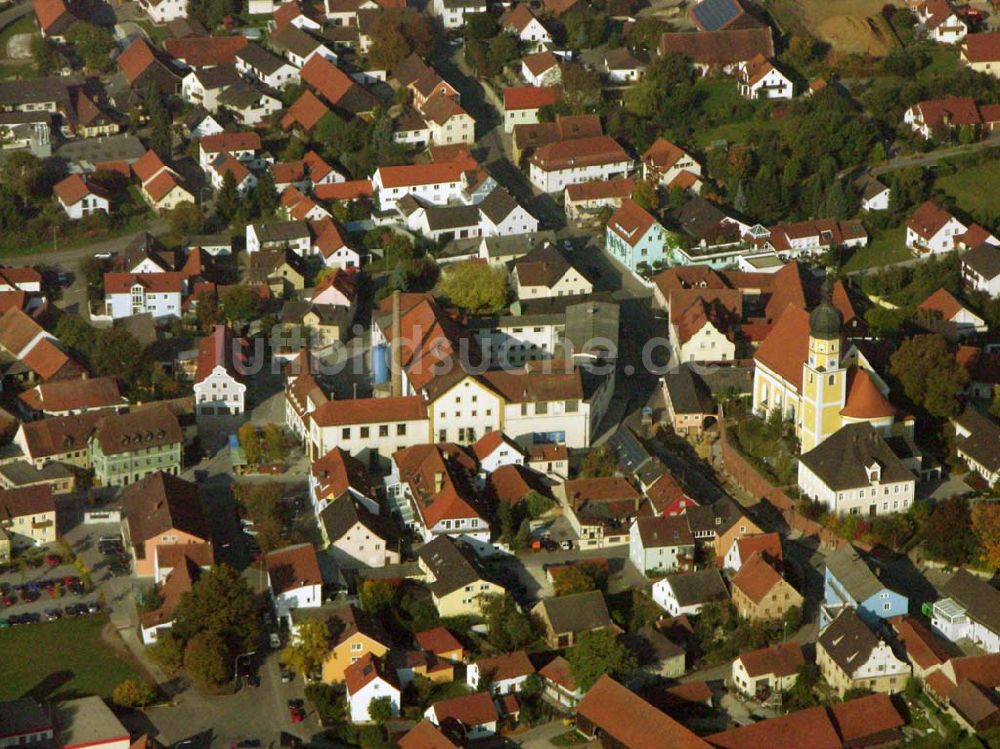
[730,551,785,604]
[164,35,248,66]
[907,200,956,240]
[503,85,560,110]
[840,368,895,419]
[737,642,804,678]
[265,542,322,595]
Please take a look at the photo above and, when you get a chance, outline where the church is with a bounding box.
[751,285,900,453]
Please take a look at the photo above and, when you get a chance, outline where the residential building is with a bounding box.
[528,135,631,193]
[641,137,702,191]
[346,654,400,724]
[139,0,187,24]
[931,568,1000,653]
[266,543,323,622]
[0,699,53,747]
[140,553,203,644]
[953,407,1000,486]
[521,51,562,86]
[318,489,401,569]
[730,551,803,622]
[685,496,763,559]
[821,544,908,628]
[370,152,484,212]
[235,43,300,89]
[122,472,210,578]
[628,515,695,575]
[797,423,917,516]
[737,54,793,99]
[914,0,967,44]
[662,364,717,434]
[502,86,559,132]
[466,651,535,694]
[538,656,583,708]
[307,396,430,465]
[315,604,391,684]
[564,178,633,222]
[732,643,805,700]
[723,531,782,572]
[430,0,487,29]
[398,722,461,749]
[416,535,504,617]
[962,242,1000,296]
[856,174,890,212]
[246,220,312,256]
[904,97,981,139]
[563,476,648,548]
[501,4,551,47]
[817,608,911,697]
[0,485,56,548]
[652,568,729,616]
[193,325,247,416]
[18,377,125,418]
[657,26,774,75]
[918,288,987,337]
[53,174,109,219]
[531,590,615,648]
[90,406,183,487]
[605,199,676,276]
[423,692,497,739]
[961,31,1000,76]
[511,244,593,299]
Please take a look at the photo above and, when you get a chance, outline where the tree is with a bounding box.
[215,169,240,222]
[568,629,636,691]
[184,631,230,687]
[436,261,508,312]
[66,23,116,72]
[147,631,184,673]
[263,423,287,462]
[972,502,1000,568]
[890,334,968,419]
[145,83,172,157]
[368,13,434,70]
[360,579,396,614]
[924,496,977,566]
[486,34,519,75]
[30,36,59,75]
[188,0,238,29]
[368,696,394,726]
[561,63,603,113]
[232,482,289,552]
[552,562,607,596]
[784,662,821,710]
[93,327,145,382]
[55,314,97,357]
[196,290,223,332]
[631,180,660,212]
[221,285,261,324]
[580,445,617,478]
[169,201,205,236]
[172,564,262,655]
[281,618,330,676]
[113,679,156,708]
[1,151,41,204]
[480,593,536,652]
[238,422,263,465]
[254,169,278,217]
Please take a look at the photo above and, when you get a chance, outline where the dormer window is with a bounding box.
[866,462,881,483]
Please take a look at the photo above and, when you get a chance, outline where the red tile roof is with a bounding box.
[734,532,782,563]
[642,137,688,170]
[311,396,427,426]
[753,303,810,389]
[840,368,895,419]
[471,651,534,682]
[565,178,634,202]
[415,627,464,657]
[964,31,1000,62]
[301,54,354,105]
[18,376,124,413]
[33,0,70,33]
[344,652,397,694]
[164,35,248,66]
[907,200,956,240]
[265,543,322,595]
[281,89,331,131]
[104,272,185,295]
[522,50,560,77]
[731,551,786,604]
[53,174,97,206]
[314,179,374,201]
[919,287,966,321]
[132,149,168,184]
[375,155,478,189]
[118,38,158,83]
[200,131,262,154]
[577,676,711,749]
[658,27,774,66]
[503,85,560,111]
[738,642,804,678]
[20,338,75,381]
[430,692,498,727]
[827,693,905,745]
[889,616,953,671]
[530,135,629,172]
[607,199,658,247]
[706,705,841,749]
[144,170,186,203]
[399,721,460,749]
[195,324,244,382]
[913,96,982,127]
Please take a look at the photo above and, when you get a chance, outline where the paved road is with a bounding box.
[871,135,1000,176]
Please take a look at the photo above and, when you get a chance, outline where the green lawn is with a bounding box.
[842,226,911,272]
[135,20,169,45]
[0,14,36,57]
[694,78,745,120]
[935,159,1000,224]
[0,615,145,701]
[919,47,960,78]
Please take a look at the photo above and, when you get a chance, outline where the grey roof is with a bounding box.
[685,496,745,535]
[955,408,1000,473]
[236,43,289,76]
[564,298,620,358]
[697,363,753,396]
[855,173,889,202]
[424,204,481,232]
[665,568,728,607]
[964,242,1000,282]
[478,186,521,225]
[191,64,241,89]
[253,220,311,243]
[247,248,307,283]
[269,23,324,58]
[663,363,714,415]
[481,231,556,259]
[534,589,612,634]
[417,535,490,598]
[0,76,75,109]
[817,608,878,675]
[54,133,146,166]
[219,81,277,110]
[824,544,886,603]
[671,196,741,243]
[319,495,398,546]
[0,460,73,488]
[0,698,51,738]
[941,569,1000,635]
[691,0,745,30]
[183,233,231,249]
[53,697,127,748]
[799,423,915,492]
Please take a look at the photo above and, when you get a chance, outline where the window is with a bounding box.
[535,402,548,415]
[360,426,369,438]
[342,427,351,439]
[379,425,389,437]
[397,424,406,436]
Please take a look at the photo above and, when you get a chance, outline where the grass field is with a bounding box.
[0,615,144,702]
[0,14,35,57]
[919,48,960,78]
[936,159,1000,224]
[842,226,911,272]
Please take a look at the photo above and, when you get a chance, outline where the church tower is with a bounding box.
[799,281,846,452]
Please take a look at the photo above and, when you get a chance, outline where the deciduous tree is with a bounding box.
[480,594,536,652]
[281,618,330,676]
[890,334,968,419]
[972,502,1000,568]
[173,564,261,655]
[113,679,156,707]
[924,496,976,566]
[184,631,230,687]
[436,261,508,312]
[568,629,636,691]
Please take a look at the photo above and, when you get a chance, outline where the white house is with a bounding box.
[906,200,968,254]
[193,325,248,416]
[651,568,728,617]
[503,86,560,133]
[737,54,793,100]
[371,154,487,213]
[732,643,805,700]
[235,43,301,89]
[963,242,1000,296]
[198,131,263,171]
[512,244,593,299]
[265,543,323,622]
[472,431,525,475]
[246,220,312,255]
[218,84,283,127]
[188,112,225,140]
[797,424,916,517]
[466,651,535,694]
[181,66,241,113]
[857,174,891,212]
[628,515,695,576]
[931,569,1000,654]
[723,532,782,572]
[528,135,631,193]
[479,187,539,237]
[346,654,401,724]
[424,693,498,739]
[103,273,184,320]
[430,0,487,30]
[501,5,551,49]
[140,0,187,24]
[307,396,431,464]
[917,0,968,44]
[53,174,109,219]
[521,51,561,86]
[918,288,987,336]
[208,154,258,196]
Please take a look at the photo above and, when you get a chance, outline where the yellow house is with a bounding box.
[417,536,505,618]
[0,527,10,563]
[0,485,57,547]
[730,552,804,623]
[317,604,391,685]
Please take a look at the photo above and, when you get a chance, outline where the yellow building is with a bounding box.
[752,283,897,452]
[417,536,505,618]
[302,604,391,685]
[0,485,57,547]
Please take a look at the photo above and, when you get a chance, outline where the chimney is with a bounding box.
[390,290,403,398]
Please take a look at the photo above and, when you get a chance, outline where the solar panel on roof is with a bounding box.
[692,0,741,31]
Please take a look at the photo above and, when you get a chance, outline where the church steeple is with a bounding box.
[800,276,847,452]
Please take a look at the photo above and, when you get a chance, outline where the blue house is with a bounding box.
[821,544,908,629]
[605,199,679,278]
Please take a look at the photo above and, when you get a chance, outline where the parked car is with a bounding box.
[44,608,62,621]
[269,632,281,650]
[86,602,100,614]
[280,663,293,683]
[288,700,305,723]
[0,618,9,628]
[0,595,15,607]
[21,612,40,624]
[44,554,61,567]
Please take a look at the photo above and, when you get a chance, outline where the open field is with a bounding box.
[0,615,145,701]
[767,0,904,56]
[843,226,911,272]
[936,159,1000,224]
